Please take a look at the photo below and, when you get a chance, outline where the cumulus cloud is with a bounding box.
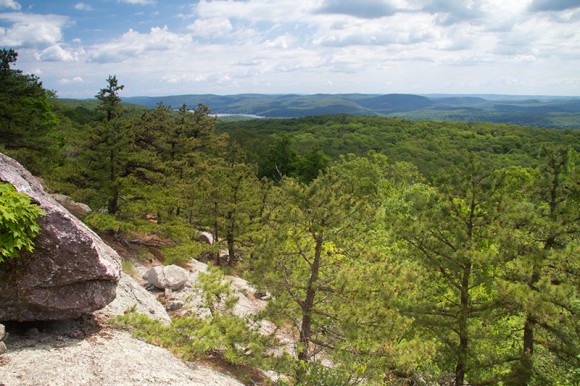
[36,44,81,62]
[74,3,93,11]
[0,0,22,11]
[316,0,397,19]
[0,13,68,47]
[5,0,577,96]
[58,76,84,85]
[194,0,319,24]
[187,17,233,38]
[118,0,156,5]
[0,0,20,10]
[87,26,192,63]
[420,0,486,25]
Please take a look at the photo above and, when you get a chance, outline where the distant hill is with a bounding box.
[115,93,580,129]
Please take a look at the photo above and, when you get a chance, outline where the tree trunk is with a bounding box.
[107,190,118,215]
[297,236,323,363]
[107,144,120,215]
[227,228,235,266]
[455,261,471,386]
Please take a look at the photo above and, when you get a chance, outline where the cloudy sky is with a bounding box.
[1,0,579,98]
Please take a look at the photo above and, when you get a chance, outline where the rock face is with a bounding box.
[97,272,171,324]
[51,193,92,219]
[0,153,121,321]
[143,265,189,291]
[1,329,243,385]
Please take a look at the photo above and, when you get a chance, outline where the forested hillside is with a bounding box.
[1,48,578,385]
[122,93,580,129]
[218,115,580,181]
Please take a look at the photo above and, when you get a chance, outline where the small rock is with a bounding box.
[0,323,5,340]
[198,231,214,245]
[97,273,171,324]
[256,291,272,301]
[0,341,6,355]
[143,265,189,291]
[165,301,184,312]
[51,193,92,219]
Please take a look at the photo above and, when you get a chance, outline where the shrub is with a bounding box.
[0,182,44,262]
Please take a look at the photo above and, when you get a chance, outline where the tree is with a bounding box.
[188,143,263,266]
[259,135,301,181]
[250,154,388,382]
[391,155,520,384]
[502,148,579,385]
[85,76,127,214]
[0,49,57,173]
[96,75,124,122]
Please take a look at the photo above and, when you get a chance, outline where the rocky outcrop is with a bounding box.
[0,153,121,321]
[1,328,242,385]
[97,272,171,324]
[167,259,269,319]
[51,193,92,219]
[143,265,189,291]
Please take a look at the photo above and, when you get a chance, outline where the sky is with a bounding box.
[1,0,579,98]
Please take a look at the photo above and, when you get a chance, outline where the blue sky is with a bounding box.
[1,0,579,98]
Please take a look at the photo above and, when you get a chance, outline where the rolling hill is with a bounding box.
[117,93,580,129]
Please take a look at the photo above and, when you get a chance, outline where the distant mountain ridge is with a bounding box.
[119,93,580,129]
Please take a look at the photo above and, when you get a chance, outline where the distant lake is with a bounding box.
[212,113,265,118]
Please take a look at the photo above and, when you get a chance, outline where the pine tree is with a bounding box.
[85,75,127,214]
[391,155,520,384]
[502,148,579,385]
[250,154,387,381]
[0,48,57,173]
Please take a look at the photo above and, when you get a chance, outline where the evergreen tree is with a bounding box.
[502,148,579,385]
[85,75,127,214]
[0,48,57,173]
[250,154,387,381]
[391,155,520,384]
[189,143,262,266]
[96,75,124,122]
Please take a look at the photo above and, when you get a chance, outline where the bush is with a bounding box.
[0,182,44,262]
[83,212,133,233]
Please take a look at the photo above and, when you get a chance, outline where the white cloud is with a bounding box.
[118,0,156,5]
[0,13,68,47]
[193,0,321,24]
[87,26,192,63]
[187,17,233,39]
[74,3,93,11]
[0,0,20,11]
[58,76,84,85]
[36,44,82,62]
[5,0,577,97]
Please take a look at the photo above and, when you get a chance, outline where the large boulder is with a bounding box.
[143,265,189,291]
[0,153,121,321]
